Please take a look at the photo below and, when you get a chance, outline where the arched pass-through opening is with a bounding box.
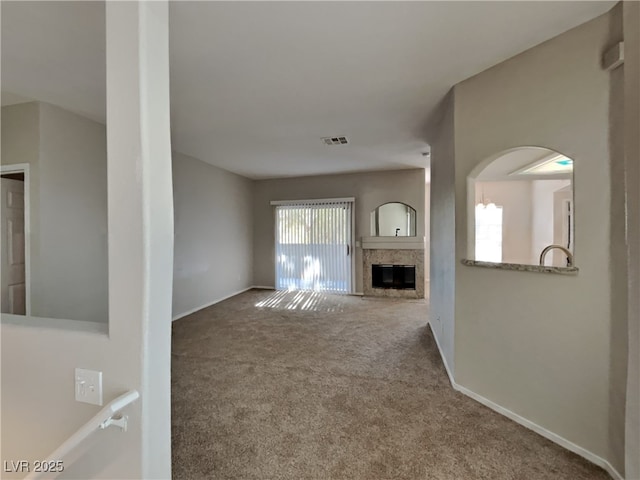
[467,146,575,267]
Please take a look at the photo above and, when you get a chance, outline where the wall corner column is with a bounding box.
[106,1,173,478]
[623,1,640,478]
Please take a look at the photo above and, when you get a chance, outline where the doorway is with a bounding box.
[1,164,30,315]
[553,187,574,266]
[274,199,353,293]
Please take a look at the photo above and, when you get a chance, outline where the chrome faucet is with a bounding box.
[539,244,574,267]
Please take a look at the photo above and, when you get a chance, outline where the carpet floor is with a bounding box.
[171,289,609,480]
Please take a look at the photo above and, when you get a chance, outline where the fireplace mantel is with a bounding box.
[361,236,425,250]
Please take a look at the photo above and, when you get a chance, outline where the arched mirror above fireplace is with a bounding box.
[370,202,417,237]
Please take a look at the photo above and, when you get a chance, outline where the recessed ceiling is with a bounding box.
[476,147,574,182]
[2,1,614,179]
[512,154,573,177]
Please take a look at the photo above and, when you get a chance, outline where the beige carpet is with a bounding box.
[171,289,609,480]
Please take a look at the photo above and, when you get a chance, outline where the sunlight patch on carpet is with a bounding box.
[255,289,346,312]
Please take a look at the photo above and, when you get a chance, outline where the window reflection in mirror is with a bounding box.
[370,202,417,237]
[1,2,108,323]
[470,147,574,267]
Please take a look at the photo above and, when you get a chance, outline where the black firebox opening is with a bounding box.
[372,264,416,290]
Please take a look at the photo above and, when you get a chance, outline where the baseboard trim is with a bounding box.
[172,286,254,321]
[427,322,624,480]
[428,322,455,385]
[455,384,624,480]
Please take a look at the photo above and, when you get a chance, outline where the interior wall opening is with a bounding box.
[1,169,27,315]
[1,1,109,325]
[467,146,575,267]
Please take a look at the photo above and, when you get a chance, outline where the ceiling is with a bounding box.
[1,2,106,123]
[2,1,613,179]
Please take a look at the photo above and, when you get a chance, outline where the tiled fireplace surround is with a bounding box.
[362,237,425,299]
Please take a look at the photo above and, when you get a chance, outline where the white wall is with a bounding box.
[448,10,621,474]
[253,168,425,293]
[475,181,532,265]
[1,102,109,323]
[172,152,253,319]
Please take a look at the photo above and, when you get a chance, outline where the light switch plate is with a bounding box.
[75,368,103,406]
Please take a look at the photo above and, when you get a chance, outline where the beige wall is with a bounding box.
[1,102,40,164]
[172,152,253,319]
[38,103,108,323]
[424,181,430,285]
[1,4,174,478]
[1,103,254,323]
[623,1,640,477]
[429,92,456,372]
[445,10,622,473]
[253,168,425,293]
[1,323,139,479]
[606,4,628,474]
[1,102,109,323]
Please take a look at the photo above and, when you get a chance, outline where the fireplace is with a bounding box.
[372,264,416,290]
[362,246,424,298]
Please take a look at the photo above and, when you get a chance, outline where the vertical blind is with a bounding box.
[275,200,352,293]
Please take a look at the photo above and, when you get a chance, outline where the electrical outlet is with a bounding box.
[75,368,103,406]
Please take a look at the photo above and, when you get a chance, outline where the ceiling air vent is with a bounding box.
[322,136,349,146]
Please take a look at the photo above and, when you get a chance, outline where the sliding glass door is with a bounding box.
[275,200,353,294]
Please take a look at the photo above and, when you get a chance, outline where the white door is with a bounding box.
[553,189,573,266]
[275,201,353,293]
[1,178,26,314]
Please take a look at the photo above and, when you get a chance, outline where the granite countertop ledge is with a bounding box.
[461,259,579,275]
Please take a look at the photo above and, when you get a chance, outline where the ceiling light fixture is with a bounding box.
[476,186,496,209]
